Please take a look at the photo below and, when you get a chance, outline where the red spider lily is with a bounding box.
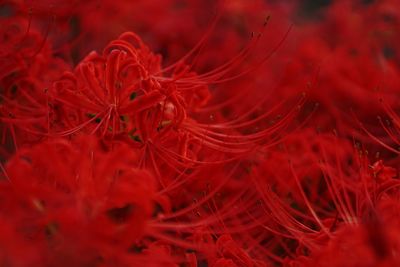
[251,130,400,265]
[2,0,400,266]
[0,137,274,266]
[0,136,173,266]
[52,32,167,138]
[271,0,400,143]
[0,9,71,156]
[51,24,302,167]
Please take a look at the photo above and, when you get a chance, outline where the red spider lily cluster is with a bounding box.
[1,0,400,266]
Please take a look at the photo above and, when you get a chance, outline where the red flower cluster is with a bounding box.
[1,0,400,266]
